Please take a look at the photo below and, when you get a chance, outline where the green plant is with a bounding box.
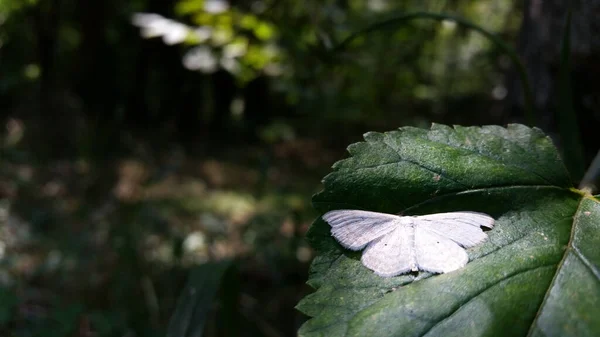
[296,124,599,336]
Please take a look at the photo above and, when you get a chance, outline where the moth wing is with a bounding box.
[361,225,415,277]
[415,212,494,248]
[414,226,469,274]
[323,210,400,250]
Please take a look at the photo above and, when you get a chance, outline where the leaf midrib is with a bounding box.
[320,261,560,337]
[314,185,567,214]
[381,133,559,187]
[526,195,600,336]
[420,264,557,337]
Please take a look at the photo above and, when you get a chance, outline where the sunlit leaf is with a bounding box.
[192,12,214,26]
[175,0,205,16]
[297,124,600,337]
[223,37,248,58]
[211,26,234,45]
[239,14,258,30]
[254,22,276,41]
[216,12,233,27]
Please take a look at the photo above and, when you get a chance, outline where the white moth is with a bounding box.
[323,210,494,277]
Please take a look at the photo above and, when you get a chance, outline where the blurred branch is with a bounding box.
[141,276,160,327]
[578,149,600,194]
[556,8,585,181]
[331,11,536,126]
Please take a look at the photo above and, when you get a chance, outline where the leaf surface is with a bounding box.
[297,124,599,337]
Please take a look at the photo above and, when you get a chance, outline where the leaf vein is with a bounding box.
[421,264,557,337]
[571,247,600,281]
[418,132,557,186]
[478,215,573,260]
[401,185,566,214]
[526,198,582,337]
[380,138,470,189]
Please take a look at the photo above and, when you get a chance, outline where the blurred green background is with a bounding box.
[1,0,599,336]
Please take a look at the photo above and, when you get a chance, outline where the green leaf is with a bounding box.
[297,124,600,337]
[167,260,233,337]
[253,22,276,41]
[175,0,205,16]
[239,14,259,30]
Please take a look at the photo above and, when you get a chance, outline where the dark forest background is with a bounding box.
[0,0,599,336]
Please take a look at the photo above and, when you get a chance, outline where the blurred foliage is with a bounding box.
[269,0,521,126]
[127,0,522,129]
[132,0,283,83]
[0,146,322,336]
[0,0,37,15]
[0,0,523,144]
[331,10,536,125]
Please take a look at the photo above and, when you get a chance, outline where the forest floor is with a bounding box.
[0,134,346,336]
